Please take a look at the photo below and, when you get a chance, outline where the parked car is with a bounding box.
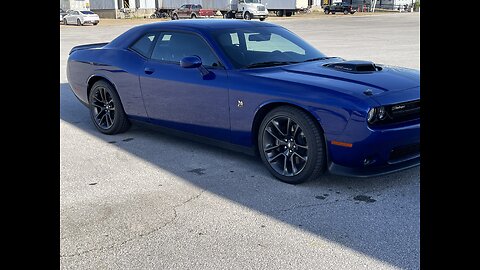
[171,4,215,20]
[60,8,67,22]
[67,20,420,184]
[323,2,357,14]
[63,10,100,26]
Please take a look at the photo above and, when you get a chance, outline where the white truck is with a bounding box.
[262,0,309,17]
[156,0,268,21]
[222,0,269,21]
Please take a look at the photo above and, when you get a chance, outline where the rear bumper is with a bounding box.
[83,19,99,24]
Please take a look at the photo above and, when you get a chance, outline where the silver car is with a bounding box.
[62,10,100,26]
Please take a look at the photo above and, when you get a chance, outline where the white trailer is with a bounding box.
[156,0,268,21]
[262,0,308,16]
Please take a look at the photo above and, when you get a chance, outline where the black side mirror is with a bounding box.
[180,56,202,68]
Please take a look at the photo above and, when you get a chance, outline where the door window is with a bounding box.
[150,32,221,68]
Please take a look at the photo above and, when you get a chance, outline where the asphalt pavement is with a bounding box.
[60,12,420,270]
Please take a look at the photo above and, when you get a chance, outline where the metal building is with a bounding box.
[89,0,156,19]
[60,0,91,11]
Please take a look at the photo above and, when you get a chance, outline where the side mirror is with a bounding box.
[180,56,202,68]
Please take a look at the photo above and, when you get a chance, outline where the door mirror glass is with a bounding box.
[180,56,202,68]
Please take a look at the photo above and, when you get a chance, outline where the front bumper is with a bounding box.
[325,118,420,177]
[328,155,419,177]
[252,12,268,19]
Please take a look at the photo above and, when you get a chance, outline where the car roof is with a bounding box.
[108,20,278,49]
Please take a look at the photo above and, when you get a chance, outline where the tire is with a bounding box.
[89,80,130,135]
[324,9,329,14]
[331,11,335,14]
[286,11,293,17]
[344,10,349,15]
[63,18,67,25]
[277,10,284,17]
[172,13,178,20]
[244,12,252,20]
[259,18,265,21]
[93,22,98,25]
[258,106,325,184]
[191,13,196,19]
[77,19,82,26]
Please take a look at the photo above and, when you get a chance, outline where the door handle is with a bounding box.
[144,67,155,74]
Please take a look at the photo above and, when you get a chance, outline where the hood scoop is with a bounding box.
[323,60,382,73]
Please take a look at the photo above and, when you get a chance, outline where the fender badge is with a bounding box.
[237,100,244,108]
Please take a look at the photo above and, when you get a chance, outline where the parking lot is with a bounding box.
[60,13,419,270]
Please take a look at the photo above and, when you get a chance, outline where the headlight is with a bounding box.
[367,106,386,124]
[367,108,376,123]
[377,106,386,120]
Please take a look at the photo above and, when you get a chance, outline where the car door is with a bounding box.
[139,31,231,142]
[178,5,187,18]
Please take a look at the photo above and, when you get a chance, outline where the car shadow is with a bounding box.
[60,82,419,269]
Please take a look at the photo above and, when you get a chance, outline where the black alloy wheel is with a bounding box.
[258,106,325,184]
[89,80,130,135]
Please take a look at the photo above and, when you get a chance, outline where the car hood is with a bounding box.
[243,60,420,105]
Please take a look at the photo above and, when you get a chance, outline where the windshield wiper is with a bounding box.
[302,56,339,62]
[246,61,295,69]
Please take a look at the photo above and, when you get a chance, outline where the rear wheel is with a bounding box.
[63,18,67,25]
[172,13,178,20]
[244,12,252,20]
[324,9,329,14]
[286,11,293,17]
[258,106,325,184]
[93,22,98,25]
[77,19,82,26]
[344,9,349,15]
[259,18,265,21]
[191,13,196,19]
[89,80,130,135]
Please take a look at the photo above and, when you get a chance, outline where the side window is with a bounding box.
[151,32,220,67]
[130,33,156,57]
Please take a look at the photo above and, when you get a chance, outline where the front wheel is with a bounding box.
[324,9,329,14]
[93,22,98,25]
[89,80,130,135]
[259,18,265,21]
[191,13,196,19]
[63,18,67,25]
[77,19,82,26]
[172,13,178,20]
[258,106,325,184]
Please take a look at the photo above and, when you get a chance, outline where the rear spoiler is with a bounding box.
[69,42,109,55]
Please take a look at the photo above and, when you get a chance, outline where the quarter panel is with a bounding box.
[67,48,149,118]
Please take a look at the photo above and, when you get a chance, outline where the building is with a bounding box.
[60,0,91,11]
[89,0,156,19]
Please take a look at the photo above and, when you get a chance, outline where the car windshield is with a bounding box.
[80,11,94,14]
[213,26,326,69]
